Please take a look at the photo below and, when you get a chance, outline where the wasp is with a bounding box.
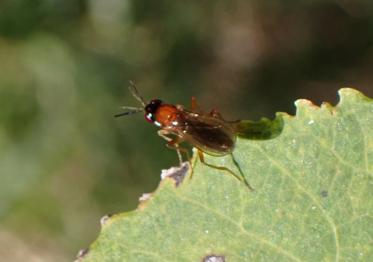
[115,82,253,190]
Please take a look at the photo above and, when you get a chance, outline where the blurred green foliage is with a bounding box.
[0,0,372,260]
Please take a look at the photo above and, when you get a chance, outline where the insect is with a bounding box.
[115,82,253,190]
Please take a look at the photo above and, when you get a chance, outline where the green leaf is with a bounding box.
[79,88,373,262]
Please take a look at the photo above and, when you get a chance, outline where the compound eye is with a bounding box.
[145,112,154,123]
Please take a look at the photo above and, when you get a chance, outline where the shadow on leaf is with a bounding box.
[233,115,284,140]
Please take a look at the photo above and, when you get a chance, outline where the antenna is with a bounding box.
[114,106,143,117]
[114,81,146,117]
[128,80,146,107]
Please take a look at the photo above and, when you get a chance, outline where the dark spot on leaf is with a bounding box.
[100,214,113,226]
[202,254,225,262]
[161,162,189,186]
[321,190,328,197]
[76,248,89,260]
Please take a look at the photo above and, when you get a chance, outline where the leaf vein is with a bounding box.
[253,145,341,262]
[173,191,302,262]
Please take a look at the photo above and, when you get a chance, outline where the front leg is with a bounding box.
[157,129,189,165]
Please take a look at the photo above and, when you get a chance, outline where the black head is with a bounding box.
[115,82,162,121]
[145,99,162,123]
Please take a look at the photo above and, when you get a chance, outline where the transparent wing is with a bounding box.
[176,112,236,156]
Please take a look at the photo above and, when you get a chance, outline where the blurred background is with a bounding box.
[0,0,372,261]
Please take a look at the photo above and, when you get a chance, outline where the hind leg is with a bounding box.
[197,150,253,190]
[209,109,224,120]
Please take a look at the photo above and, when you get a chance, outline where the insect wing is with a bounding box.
[181,112,236,156]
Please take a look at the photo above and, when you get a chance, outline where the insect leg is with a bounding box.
[191,96,197,110]
[209,109,224,120]
[166,143,191,166]
[198,150,253,190]
[230,153,254,191]
[191,97,203,113]
[157,130,189,165]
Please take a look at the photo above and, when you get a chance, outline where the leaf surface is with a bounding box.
[80,88,373,262]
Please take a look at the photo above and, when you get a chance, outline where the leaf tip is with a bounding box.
[338,87,369,103]
[294,98,321,118]
[294,98,318,109]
